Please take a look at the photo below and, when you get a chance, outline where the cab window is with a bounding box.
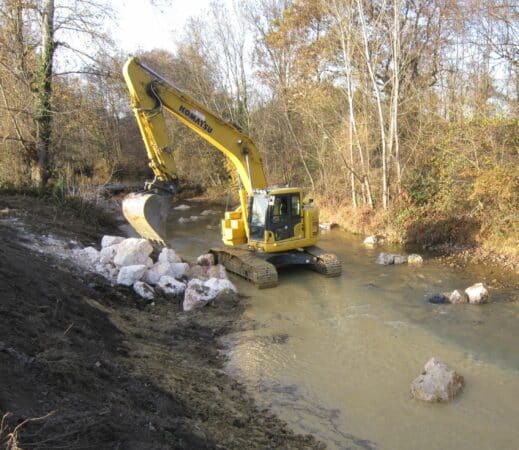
[291,195,300,216]
[272,196,289,217]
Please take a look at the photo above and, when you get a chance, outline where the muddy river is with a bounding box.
[167,202,519,450]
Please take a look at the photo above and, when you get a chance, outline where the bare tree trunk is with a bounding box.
[329,0,373,208]
[33,0,55,188]
[357,0,389,209]
[283,104,316,192]
[392,0,402,194]
[349,123,357,207]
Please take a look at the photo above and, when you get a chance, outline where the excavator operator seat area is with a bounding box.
[248,190,303,243]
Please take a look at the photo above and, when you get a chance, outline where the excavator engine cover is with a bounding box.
[122,192,169,244]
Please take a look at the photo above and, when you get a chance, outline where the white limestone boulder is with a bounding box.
[169,262,189,278]
[196,253,215,266]
[208,264,227,279]
[465,283,489,304]
[149,261,189,280]
[143,269,161,286]
[101,235,125,248]
[363,235,378,246]
[449,289,469,304]
[187,264,209,281]
[158,247,182,264]
[376,252,408,265]
[410,357,464,402]
[407,254,424,264]
[133,281,155,301]
[99,245,119,264]
[79,246,100,266]
[319,223,338,231]
[158,276,186,296]
[113,238,153,267]
[117,264,147,286]
[94,262,118,281]
[393,255,408,264]
[183,277,237,312]
[376,252,394,265]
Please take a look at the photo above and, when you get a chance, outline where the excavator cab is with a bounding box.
[249,190,301,242]
[245,188,319,251]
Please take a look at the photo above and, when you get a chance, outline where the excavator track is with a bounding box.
[305,246,342,277]
[210,247,279,289]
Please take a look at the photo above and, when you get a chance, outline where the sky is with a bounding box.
[111,0,223,53]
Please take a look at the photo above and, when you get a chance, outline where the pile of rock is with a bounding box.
[74,236,236,311]
[427,282,489,305]
[376,252,423,265]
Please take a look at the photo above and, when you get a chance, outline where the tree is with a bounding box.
[0,0,114,188]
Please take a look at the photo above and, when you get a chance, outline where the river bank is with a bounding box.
[0,193,321,449]
[317,201,519,275]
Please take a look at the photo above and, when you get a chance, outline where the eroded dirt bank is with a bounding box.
[0,194,320,449]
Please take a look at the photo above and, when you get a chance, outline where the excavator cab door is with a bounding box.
[267,194,301,242]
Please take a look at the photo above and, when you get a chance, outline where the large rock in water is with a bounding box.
[376,252,409,265]
[410,357,465,402]
[113,238,153,267]
[183,278,237,312]
[407,254,423,264]
[363,235,379,246]
[465,283,489,304]
[376,252,395,265]
[393,254,408,264]
[427,293,450,304]
[449,289,469,304]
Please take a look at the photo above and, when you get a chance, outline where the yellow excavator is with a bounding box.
[121,57,341,287]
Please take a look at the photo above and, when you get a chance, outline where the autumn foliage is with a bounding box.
[0,0,517,254]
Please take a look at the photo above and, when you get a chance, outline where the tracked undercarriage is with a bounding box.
[210,246,341,289]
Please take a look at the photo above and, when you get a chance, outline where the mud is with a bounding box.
[0,194,320,449]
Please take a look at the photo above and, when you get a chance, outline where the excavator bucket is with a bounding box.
[122,192,169,245]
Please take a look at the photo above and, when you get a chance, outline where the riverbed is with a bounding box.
[168,202,519,450]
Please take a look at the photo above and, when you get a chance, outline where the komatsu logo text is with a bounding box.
[179,105,213,133]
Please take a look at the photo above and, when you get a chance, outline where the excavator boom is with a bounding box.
[122,57,267,243]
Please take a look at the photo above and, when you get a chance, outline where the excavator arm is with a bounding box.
[122,56,267,244]
[123,57,267,193]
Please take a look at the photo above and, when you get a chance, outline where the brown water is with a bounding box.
[167,203,519,450]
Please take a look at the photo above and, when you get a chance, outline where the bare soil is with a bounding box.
[0,194,321,449]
